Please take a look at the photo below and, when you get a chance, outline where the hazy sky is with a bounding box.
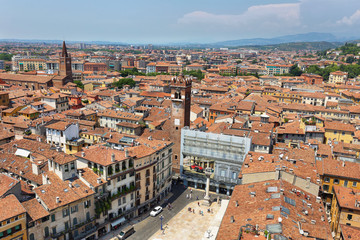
[1,0,360,44]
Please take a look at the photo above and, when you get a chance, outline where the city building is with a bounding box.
[0,195,28,240]
[180,128,251,195]
[265,64,291,75]
[331,186,360,239]
[45,121,80,153]
[18,59,46,71]
[329,71,348,84]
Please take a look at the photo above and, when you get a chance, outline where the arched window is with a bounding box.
[29,233,35,240]
[44,227,49,237]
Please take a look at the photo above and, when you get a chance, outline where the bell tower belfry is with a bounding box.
[59,41,72,78]
[170,74,192,128]
[169,74,192,173]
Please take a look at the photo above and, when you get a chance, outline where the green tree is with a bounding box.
[112,78,136,89]
[0,53,12,61]
[182,70,204,80]
[74,80,84,89]
[289,64,303,76]
[346,56,355,64]
[119,68,145,77]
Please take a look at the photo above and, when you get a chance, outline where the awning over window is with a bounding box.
[110,217,126,227]
[15,148,31,158]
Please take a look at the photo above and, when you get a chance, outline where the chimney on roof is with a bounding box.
[69,182,72,188]
[342,161,345,167]
[56,196,60,204]
[81,152,85,157]
[97,178,101,184]
[125,148,129,158]
[111,153,115,162]
[235,201,239,207]
[230,216,235,223]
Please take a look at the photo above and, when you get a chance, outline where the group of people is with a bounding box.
[187,206,213,216]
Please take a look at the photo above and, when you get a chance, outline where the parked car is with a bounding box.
[150,206,163,217]
[118,225,135,239]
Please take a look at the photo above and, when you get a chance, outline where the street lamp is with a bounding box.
[160,215,164,230]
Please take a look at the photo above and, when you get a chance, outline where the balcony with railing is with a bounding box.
[74,225,97,240]
[110,185,136,201]
[50,217,96,239]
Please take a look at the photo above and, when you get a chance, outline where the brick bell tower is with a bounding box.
[169,74,192,173]
[59,41,72,77]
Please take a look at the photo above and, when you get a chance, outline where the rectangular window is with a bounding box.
[323,185,329,192]
[118,199,121,206]
[84,200,91,208]
[52,227,57,235]
[70,162,75,170]
[232,172,237,180]
[65,221,69,230]
[324,177,330,183]
[123,196,126,204]
[348,214,353,220]
[64,164,69,172]
[63,208,69,217]
[51,214,55,222]
[344,180,349,187]
[333,179,339,184]
[71,205,78,213]
[353,182,357,187]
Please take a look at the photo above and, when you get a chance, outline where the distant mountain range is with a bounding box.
[0,32,359,49]
[212,32,344,47]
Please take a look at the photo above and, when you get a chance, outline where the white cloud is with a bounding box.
[337,9,360,25]
[178,3,301,29]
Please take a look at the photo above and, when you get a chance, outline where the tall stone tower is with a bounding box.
[59,41,72,77]
[169,74,192,173]
[53,41,73,88]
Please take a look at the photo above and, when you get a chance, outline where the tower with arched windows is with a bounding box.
[169,74,192,172]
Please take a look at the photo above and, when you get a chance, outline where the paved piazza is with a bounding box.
[150,199,229,240]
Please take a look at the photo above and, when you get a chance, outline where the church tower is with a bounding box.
[169,74,192,173]
[59,41,72,77]
[53,41,73,88]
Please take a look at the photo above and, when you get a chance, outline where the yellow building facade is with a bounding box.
[331,186,360,240]
[18,59,46,71]
[324,129,354,144]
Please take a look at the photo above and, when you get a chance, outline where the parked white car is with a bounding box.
[150,206,163,217]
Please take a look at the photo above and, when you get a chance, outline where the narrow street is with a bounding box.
[101,183,228,240]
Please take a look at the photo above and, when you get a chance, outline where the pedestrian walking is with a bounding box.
[196,196,199,200]
[186,194,189,199]
[198,202,200,206]
[190,189,193,194]
[193,209,195,214]
[190,194,192,199]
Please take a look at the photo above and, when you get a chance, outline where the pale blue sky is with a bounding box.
[1,0,360,44]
